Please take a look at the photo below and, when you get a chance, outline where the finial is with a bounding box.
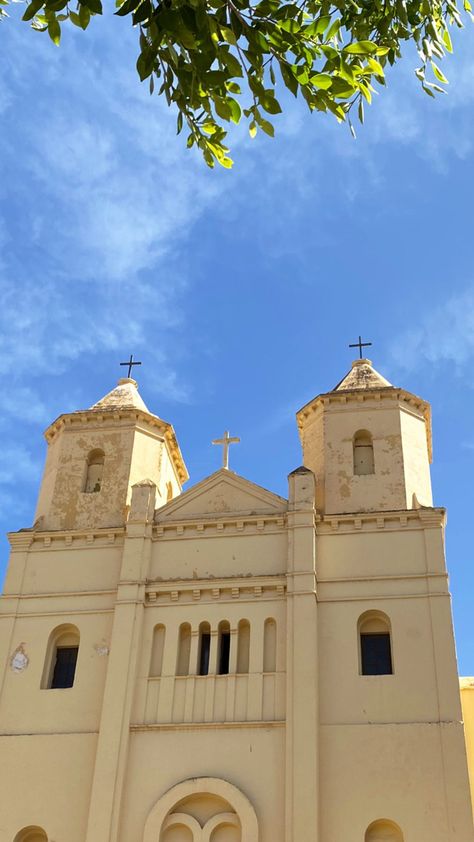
[212,430,240,469]
[120,354,142,379]
[349,335,372,359]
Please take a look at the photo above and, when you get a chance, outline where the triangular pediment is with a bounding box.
[156,469,287,521]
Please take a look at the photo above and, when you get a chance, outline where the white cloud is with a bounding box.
[0,444,40,485]
[388,287,474,373]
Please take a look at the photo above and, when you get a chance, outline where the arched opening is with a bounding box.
[42,623,80,689]
[149,624,166,677]
[236,620,250,674]
[84,449,105,493]
[143,777,258,842]
[353,430,375,476]
[217,621,231,675]
[263,619,277,673]
[358,611,393,675]
[365,818,404,841]
[198,622,211,676]
[176,623,191,676]
[14,826,48,842]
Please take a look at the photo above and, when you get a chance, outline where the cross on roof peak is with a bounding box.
[212,430,240,470]
[349,335,372,359]
[120,354,142,379]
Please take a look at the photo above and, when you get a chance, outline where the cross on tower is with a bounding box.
[212,430,240,470]
[349,335,372,359]
[120,354,142,379]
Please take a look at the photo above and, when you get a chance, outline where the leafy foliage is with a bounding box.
[5,0,473,166]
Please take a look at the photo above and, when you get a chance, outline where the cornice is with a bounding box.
[145,573,286,604]
[44,408,189,484]
[315,506,445,534]
[152,513,287,540]
[8,526,125,551]
[296,387,432,462]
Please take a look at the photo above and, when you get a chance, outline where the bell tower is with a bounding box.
[34,377,188,531]
[296,358,433,515]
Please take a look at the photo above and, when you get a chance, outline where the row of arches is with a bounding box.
[35,609,390,692]
[150,619,277,678]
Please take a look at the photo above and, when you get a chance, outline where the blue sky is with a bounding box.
[1,8,473,673]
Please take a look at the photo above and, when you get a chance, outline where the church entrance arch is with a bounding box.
[143,777,258,842]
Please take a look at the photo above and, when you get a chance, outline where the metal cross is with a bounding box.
[120,354,142,378]
[349,336,372,359]
[212,430,240,470]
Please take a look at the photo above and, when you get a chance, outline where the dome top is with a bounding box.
[90,378,150,413]
[333,358,393,392]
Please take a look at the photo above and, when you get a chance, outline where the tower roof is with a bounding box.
[90,378,150,413]
[333,359,393,392]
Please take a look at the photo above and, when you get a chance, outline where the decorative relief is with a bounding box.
[10,644,29,673]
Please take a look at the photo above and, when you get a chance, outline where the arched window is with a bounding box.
[176,623,191,676]
[263,618,277,673]
[353,430,375,476]
[236,620,250,674]
[42,624,80,689]
[217,621,231,675]
[14,828,48,842]
[365,818,404,841]
[84,449,105,493]
[149,624,166,677]
[359,611,393,675]
[198,622,211,676]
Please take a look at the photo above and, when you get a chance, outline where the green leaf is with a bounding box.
[22,0,44,22]
[259,91,282,114]
[279,61,298,96]
[78,2,90,26]
[431,60,448,83]
[344,40,378,55]
[214,97,233,120]
[222,50,244,78]
[69,9,82,25]
[258,117,274,136]
[358,97,364,123]
[115,0,141,16]
[227,97,242,123]
[81,0,102,13]
[304,14,330,36]
[311,72,332,89]
[47,14,60,43]
[249,121,257,138]
[220,24,237,45]
[136,49,155,80]
[325,18,340,39]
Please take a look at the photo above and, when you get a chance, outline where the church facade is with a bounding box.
[0,358,473,842]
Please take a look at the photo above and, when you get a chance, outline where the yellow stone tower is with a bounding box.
[0,361,473,842]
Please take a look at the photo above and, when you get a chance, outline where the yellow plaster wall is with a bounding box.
[399,406,433,507]
[461,681,474,816]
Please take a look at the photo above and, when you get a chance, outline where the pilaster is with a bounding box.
[85,482,156,842]
[285,467,318,842]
